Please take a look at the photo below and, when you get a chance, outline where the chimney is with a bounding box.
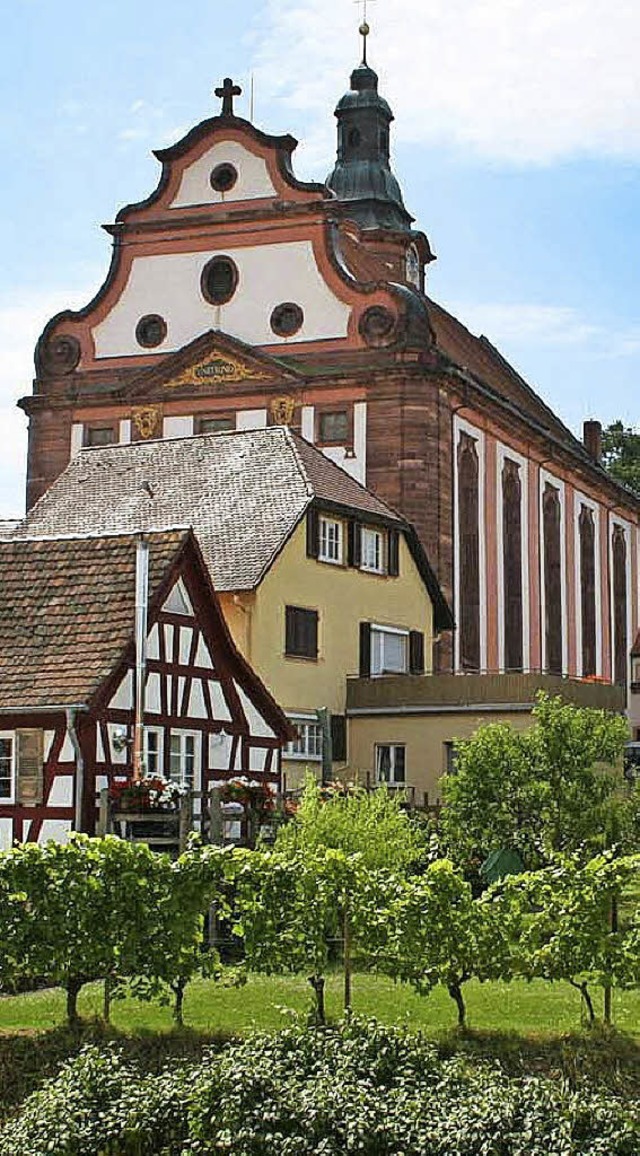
[583,420,602,463]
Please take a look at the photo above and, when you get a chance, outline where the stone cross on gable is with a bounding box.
[215,77,242,117]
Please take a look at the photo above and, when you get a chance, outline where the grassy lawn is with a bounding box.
[1,972,640,1037]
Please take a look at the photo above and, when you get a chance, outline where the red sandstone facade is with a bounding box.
[19,67,640,725]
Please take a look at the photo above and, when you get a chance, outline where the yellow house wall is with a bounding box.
[348,709,534,805]
[221,520,434,783]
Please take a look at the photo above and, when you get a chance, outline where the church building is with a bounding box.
[20,32,640,740]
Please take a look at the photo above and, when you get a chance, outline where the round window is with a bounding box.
[270,302,304,338]
[135,314,167,349]
[201,256,239,306]
[210,163,238,193]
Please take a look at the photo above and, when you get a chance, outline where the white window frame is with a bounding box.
[319,516,343,565]
[144,727,164,779]
[0,732,16,804]
[370,624,409,676]
[361,527,385,574]
[375,743,406,786]
[169,730,199,788]
[286,715,323,761]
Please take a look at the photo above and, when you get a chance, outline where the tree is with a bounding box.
[602,421,640,497]
[274,777,427,871]
[354,859,512,1027]
[440,693,630,873]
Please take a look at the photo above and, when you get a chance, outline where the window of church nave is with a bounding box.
[579,505,597,678]
[502,459,524,672]
[542,483,563,675]
[84,424,117,448]
[612,525,628,688]
[195,413,236,435]
[457,433,481,672]
[316,408,351,446]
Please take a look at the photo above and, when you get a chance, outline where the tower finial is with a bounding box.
[354,0,375,64]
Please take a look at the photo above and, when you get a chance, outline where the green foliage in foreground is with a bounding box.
[3,1020,640,1156]
[441,693,631,871]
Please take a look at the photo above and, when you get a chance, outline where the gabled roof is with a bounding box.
[0,529,189,711]
[19,427,452,627]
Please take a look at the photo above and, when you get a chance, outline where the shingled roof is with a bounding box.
[21,427,405,592]
[0,529,189,711]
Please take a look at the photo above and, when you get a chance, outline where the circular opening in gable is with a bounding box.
[270,302,304,338]
[135,314,167,349]
[210,163,238,193]
[201,256,239,306]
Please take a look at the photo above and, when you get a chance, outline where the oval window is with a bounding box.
[135,314,167,349]
[270,302,304,337]
[201,256,239,305]
[210,163,238,193]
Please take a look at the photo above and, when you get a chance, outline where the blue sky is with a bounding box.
[1,0,639,515]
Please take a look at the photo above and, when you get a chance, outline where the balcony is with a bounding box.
[346,671,626,715]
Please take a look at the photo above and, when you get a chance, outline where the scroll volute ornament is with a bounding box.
[37,333,82,376]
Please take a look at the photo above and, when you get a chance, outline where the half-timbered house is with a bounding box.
[0,528,292,848]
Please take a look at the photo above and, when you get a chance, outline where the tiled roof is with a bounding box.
[0,530,188,711]
[21,427,406,592]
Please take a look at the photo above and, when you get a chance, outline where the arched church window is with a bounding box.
[612,524,628,687]
[502,459,523,672]
[201,256,238,306]
[542,483,563,674]
[457,433,480,671]
[579,505,597,677]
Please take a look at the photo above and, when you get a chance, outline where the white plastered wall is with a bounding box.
[91,243,351,358]
[170,141,277,208]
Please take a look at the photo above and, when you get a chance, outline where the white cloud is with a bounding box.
[253,0,640,165]
[445,301,602,347]
[0,285,95,518]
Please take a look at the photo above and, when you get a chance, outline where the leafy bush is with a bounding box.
[3,1021,640,1156]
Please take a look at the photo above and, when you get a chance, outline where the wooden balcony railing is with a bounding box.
[347,671,626,714]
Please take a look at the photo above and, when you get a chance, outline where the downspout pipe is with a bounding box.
[66,707,85,832]
[132,536,149,782]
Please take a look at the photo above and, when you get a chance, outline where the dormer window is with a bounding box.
[361,527,384,573]
[319,516,343,565]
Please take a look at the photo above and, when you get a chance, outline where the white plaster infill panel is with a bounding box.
[170,140,277,208]
[39,820,72,845]
[236,409,267,431]
[164,415,194,439]
[0,817,12,851]
[48,776,74,807]
[92,243,351,358]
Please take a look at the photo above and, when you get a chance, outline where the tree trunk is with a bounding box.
[604,893,618,1027]
[447,981,466,1028]
[308,975,326,1025]
[103,974,113,1024]
[569,979,595,1025]
[343,903,352,1014]
[173,979,186,1028]
[66,977,83,1026]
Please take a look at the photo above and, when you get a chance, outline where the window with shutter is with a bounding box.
[375,744,406,785]
[359,621,372,676]
[370,625,409,675]
[409,630,425,674]
[0,733,15,803]
[16,729,44,806]
[285,606,319,659]
[387,530,400,576]
[306,508,320,559]
[330,714,347,762]
[348,521,362,568]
